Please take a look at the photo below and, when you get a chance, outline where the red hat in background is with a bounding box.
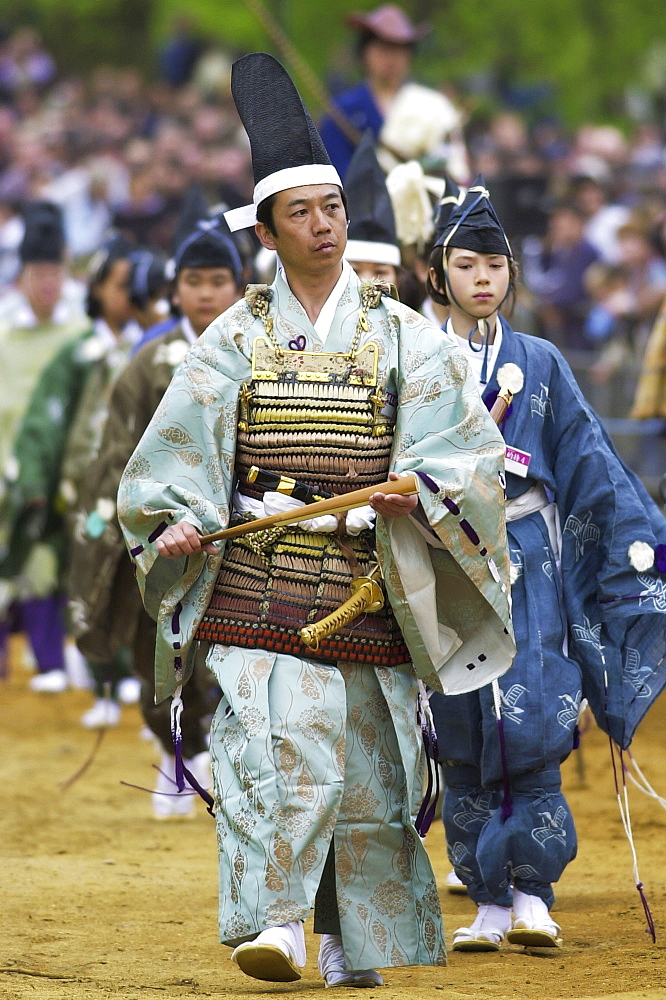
[347,4,431,45]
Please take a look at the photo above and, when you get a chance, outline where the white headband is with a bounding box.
[225,164,343,232]
[344,239,401,267]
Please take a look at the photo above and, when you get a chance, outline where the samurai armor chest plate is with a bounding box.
[235,337,395,497]
[196,337,410,666]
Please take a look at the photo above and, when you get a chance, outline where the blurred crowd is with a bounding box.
[0,20,664,378]
[0,10,665,786]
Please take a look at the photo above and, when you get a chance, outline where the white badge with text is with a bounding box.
[505,445,531,478]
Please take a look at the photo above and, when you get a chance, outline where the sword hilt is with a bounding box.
[247,466,334,504]
[299,573,385,650]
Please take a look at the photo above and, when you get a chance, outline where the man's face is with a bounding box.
[19,262,65,319]
[363,39,412,90]
[255,185,347,279]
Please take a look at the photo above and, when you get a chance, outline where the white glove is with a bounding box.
[344,504,376,536]
[262,491,338,533]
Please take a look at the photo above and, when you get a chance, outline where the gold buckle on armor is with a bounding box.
[251,337,379,384]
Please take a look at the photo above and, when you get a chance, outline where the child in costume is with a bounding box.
[427,178,666,952]
[68,214,245,814]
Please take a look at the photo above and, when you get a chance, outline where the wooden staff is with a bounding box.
[199,474,419,545]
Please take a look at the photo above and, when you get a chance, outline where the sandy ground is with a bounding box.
[2,637,666,1000]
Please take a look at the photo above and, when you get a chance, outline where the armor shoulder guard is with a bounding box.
[359,277,399,307]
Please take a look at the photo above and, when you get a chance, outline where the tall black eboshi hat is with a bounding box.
[432,176,462,247]
[19,201,66,265]
[344,131,400,267]
[224,53,342,232]
[436,175,512,256]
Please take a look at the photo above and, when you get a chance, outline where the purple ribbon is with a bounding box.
[415,710,441,837]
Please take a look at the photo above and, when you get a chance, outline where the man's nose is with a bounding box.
[312,209,331,232]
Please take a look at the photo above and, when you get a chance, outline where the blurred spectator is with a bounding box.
[522,201,600,350]
[616,219,666,332]
[157,16,203,88]
[0,201,87,472]
[41,164,113,261]
[319,4,466,182]
[110,139,166,247]
[589,220,666,386]
[0,28,55,97]
[583,262,632,346]
[569,174,630,264]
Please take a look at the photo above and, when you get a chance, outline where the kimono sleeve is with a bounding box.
[378,314,515,694]
[548,352,666,746]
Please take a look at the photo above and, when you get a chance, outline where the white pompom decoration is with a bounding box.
[496,362,525,396]
[628,541,655,572]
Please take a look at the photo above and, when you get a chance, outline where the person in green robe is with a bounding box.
[0,235,140,696]
[0,201,88,685]
[117,54,515,987]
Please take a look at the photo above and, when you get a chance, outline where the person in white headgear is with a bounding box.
[118,53,515,988]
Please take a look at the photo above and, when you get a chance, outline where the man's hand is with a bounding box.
[369,472,418,519]
[156,520,219,558]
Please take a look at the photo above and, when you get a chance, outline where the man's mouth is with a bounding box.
[315,241,335,251]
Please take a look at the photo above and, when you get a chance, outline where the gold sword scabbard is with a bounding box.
[299,570,385,650]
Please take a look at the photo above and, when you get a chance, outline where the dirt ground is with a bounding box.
[2,638,666,1000]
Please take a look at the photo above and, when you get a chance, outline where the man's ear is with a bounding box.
[255,221,277,252]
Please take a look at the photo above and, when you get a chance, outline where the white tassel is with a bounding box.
[627,541,655,572]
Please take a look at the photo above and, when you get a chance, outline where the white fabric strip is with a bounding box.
[277,259,351,344]
[225,164,343,231]
[504,483,549,522]
[344,239,401,266]
[180,316,199,345]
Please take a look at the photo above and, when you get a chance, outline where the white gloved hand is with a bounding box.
[262,491,338,533]
[344,504,376,536]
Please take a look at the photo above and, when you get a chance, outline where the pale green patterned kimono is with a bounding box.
[118,267,515,970]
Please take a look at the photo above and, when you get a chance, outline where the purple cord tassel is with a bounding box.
[170,687,185,792]
[182,764,216,818]
[422,726,441,834]
[415,687,440,837]
[637,882,657,943]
